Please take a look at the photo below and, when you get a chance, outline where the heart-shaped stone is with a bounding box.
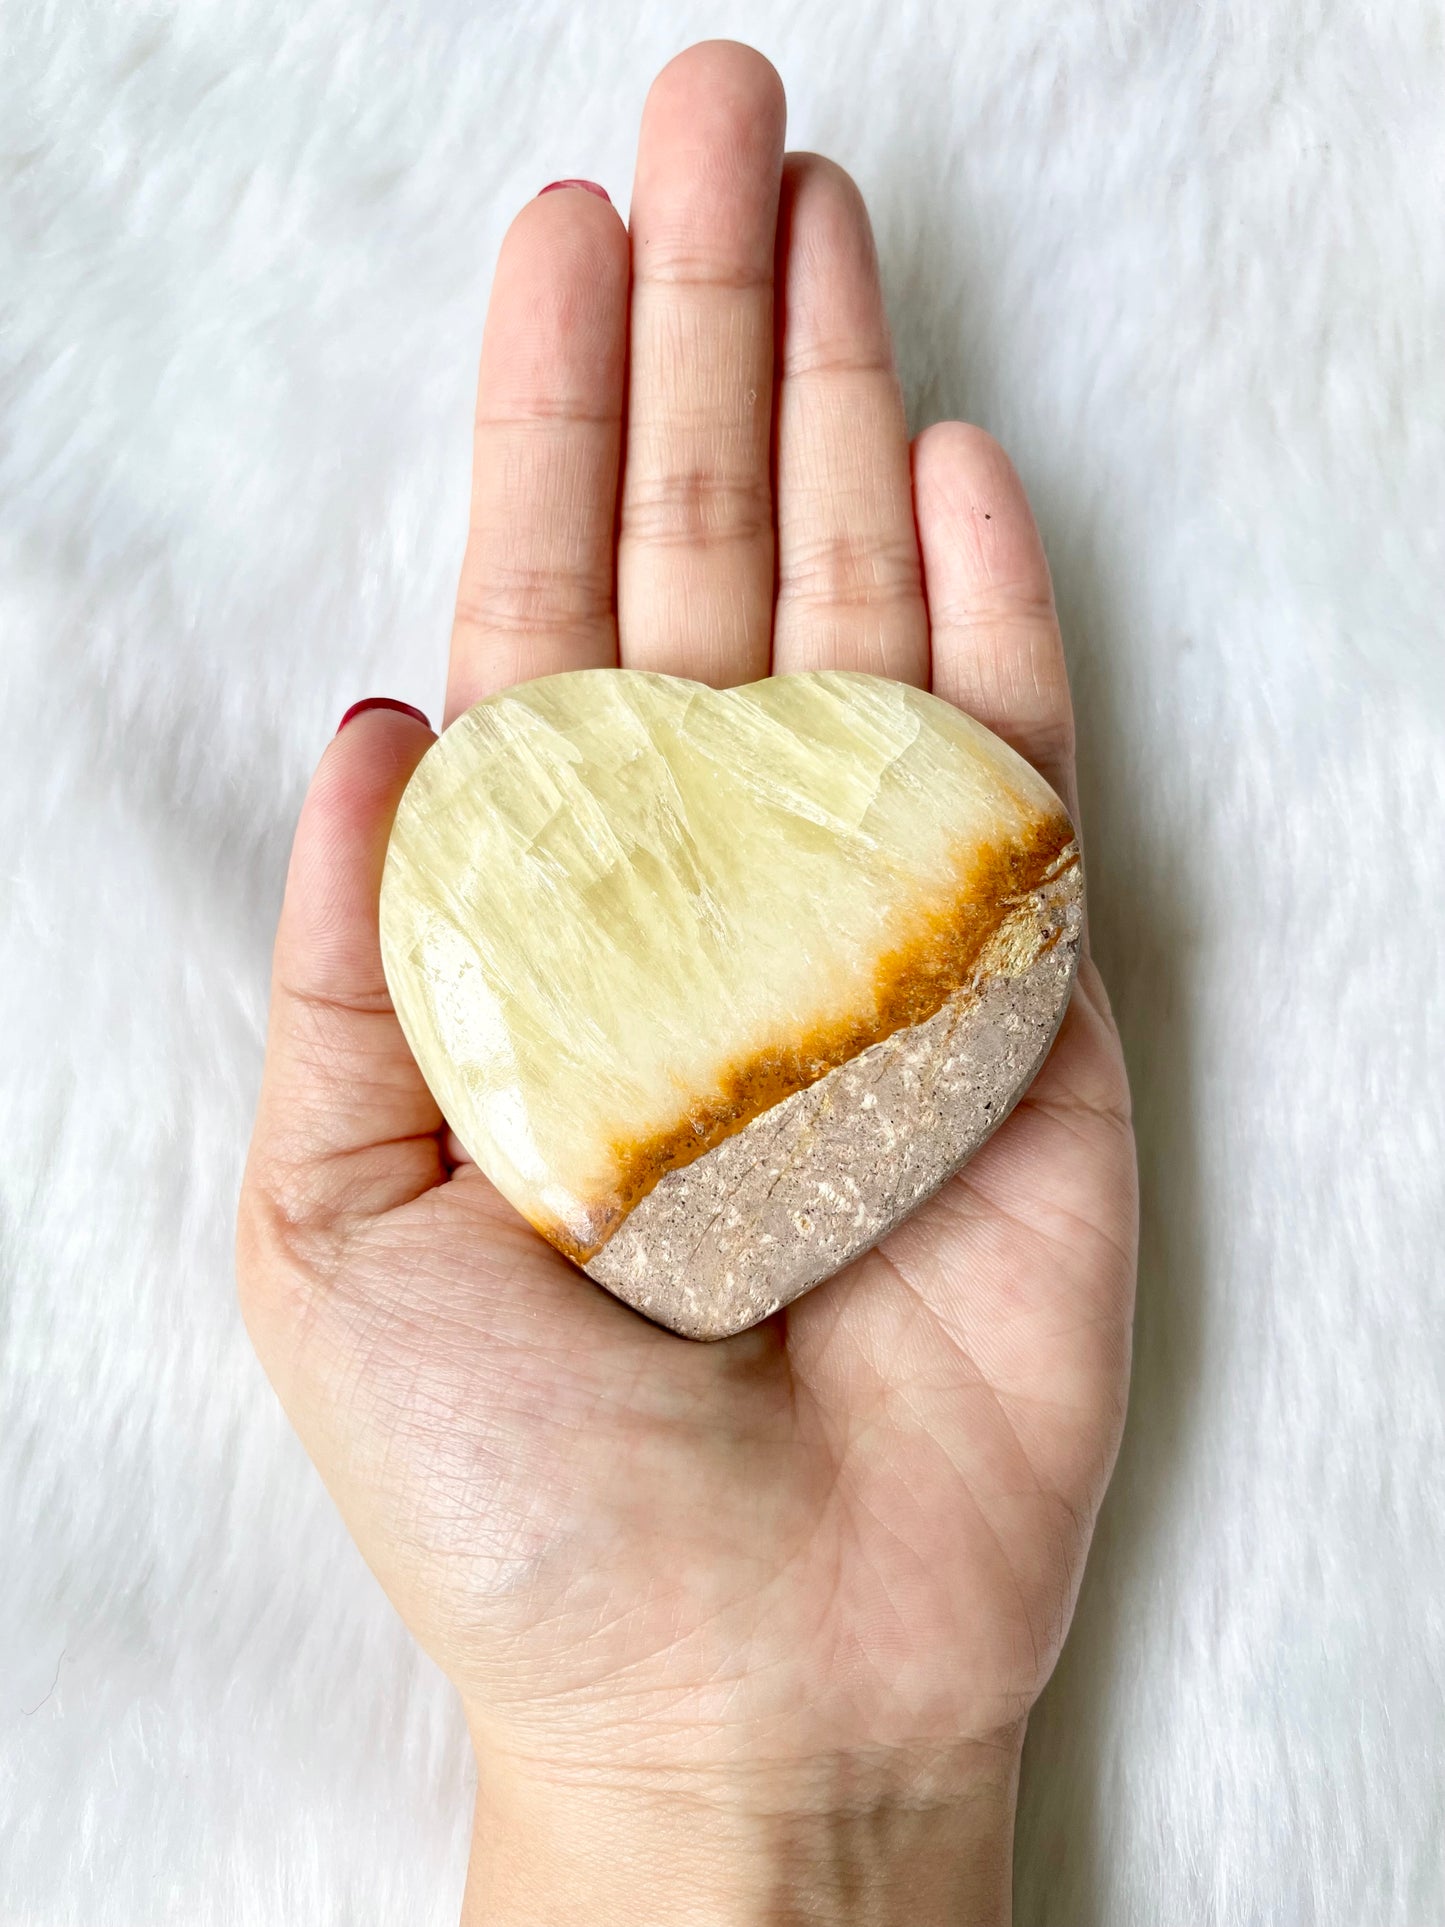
[379,669,1081,1340]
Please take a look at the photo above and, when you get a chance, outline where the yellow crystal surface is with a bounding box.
[379,669,1074,1260]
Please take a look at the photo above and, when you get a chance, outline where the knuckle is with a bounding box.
[622,465,772,551]
[935,580,1057,633]
[453,564,610,641]
[779,529,921,611]
[235,1162,341,1341]
[636,245,771,291]
[1018,705,1077,775]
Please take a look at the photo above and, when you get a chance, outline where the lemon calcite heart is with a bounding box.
[379,669,1082,1340]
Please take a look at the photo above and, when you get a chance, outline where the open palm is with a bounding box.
[238,38,1137,1891]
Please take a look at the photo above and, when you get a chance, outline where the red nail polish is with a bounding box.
[538,178,610,203]
[336,697,431,735]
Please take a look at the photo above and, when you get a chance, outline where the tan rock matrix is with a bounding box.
[379,669,1082,1339]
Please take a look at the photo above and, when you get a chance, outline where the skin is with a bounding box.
[237,41,1138,1926]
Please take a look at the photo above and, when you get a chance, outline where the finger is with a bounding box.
[616,41,785,687]
[243,701,443,1237]
[913,422,1079,822]
[771,155,927,684]
[446,184,629,726]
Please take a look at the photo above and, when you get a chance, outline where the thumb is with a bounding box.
[243,698,442,1243]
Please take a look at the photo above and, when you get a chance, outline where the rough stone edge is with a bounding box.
[584,860,1084,1340]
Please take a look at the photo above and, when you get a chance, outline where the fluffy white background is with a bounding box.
[2,1,1441,1920]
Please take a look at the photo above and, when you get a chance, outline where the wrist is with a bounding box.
[460,1732,1022,1926]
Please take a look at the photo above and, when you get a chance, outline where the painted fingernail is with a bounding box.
[336,697,431,735]
[538,179,610,203]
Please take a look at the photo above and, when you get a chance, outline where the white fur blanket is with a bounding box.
[3,3,1441,1921]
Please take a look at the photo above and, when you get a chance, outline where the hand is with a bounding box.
[237,41,1138,1926]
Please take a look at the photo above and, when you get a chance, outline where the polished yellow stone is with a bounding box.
[379,669,1077,1278]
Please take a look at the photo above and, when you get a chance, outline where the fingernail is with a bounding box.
[538,178,610,203]
[336,697,431,735]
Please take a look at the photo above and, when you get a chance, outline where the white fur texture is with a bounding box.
[3,3,1442,1920]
